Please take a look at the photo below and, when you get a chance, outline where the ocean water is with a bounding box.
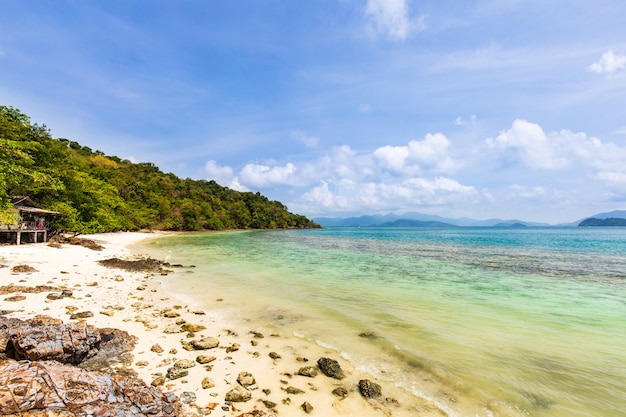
[142,227,626,416]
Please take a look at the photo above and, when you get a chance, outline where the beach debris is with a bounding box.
[10,264,38,273]
[0,359,181,416]
[225,385,252,402]
[297,366,318,378]
[317,357,346,380]
[301,401,314,413]
[358,379,382,399]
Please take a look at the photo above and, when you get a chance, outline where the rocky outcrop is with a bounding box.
[0,359,181,416]
[0,316,180,415]
[4,315,100,365]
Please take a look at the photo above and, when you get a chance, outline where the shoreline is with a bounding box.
[0,231,447,417]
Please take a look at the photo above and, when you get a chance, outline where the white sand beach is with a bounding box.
[0,232,445,417]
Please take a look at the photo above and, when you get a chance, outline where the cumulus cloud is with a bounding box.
[204,119,626,219]
[486,119,626,173]
[588,50,626,74]
[374,133,457,175]
[238,162,300,188]
[205,160,234,183]
[365,0,426,40]
[486,119,567,169]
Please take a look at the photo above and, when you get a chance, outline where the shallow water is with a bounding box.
[143,227,626,416]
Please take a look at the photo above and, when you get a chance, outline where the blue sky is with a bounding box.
[2,0,626,223]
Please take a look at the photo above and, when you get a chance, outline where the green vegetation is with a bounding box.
[0,106,319,233]
[578,217,626,227]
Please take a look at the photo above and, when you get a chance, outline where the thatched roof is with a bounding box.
[10,196,60,215]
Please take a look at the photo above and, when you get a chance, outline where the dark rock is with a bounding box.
[358,379,382,398]
[269,351,281,359]
[317,357,345,379]
[285,386,305,394]
[263,399,277,409]
[358,331,376,338]
[10,265,38,273]
[301,401,314,413]
[0,359,181,416]
[332,387,349,398]
[70,311,94,320]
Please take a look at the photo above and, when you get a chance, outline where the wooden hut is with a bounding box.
[0,197,60,245]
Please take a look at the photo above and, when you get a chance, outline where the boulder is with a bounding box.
[358,379,382,398]
[0,359,181,416]
[317,357,345,380]
[5,315,100,365]
[190,336,219,350]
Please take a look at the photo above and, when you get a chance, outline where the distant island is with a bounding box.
[378,219,455,228]
[578,218,626,227]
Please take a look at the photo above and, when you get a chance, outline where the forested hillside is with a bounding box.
[0,106,319,233]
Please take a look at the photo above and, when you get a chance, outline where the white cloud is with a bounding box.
[588,50,626,74]
[454,114,477,126]
[205,160,235,183]
[374,133,457,175]
[291,129,319,148]
[365,0,426,40]
[486,119,567,169]
[239,162,299,188]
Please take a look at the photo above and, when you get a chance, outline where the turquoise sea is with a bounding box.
[142,227,626,416]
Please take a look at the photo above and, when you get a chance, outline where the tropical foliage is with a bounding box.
[0,106,319,233]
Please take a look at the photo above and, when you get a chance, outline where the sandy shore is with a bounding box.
[0,232,445,417]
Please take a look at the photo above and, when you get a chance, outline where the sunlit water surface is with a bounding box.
[141,227,626,417]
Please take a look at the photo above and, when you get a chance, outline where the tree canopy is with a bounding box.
[0,106,319,233]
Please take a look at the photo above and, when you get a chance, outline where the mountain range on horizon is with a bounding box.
[313,210,626,228]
